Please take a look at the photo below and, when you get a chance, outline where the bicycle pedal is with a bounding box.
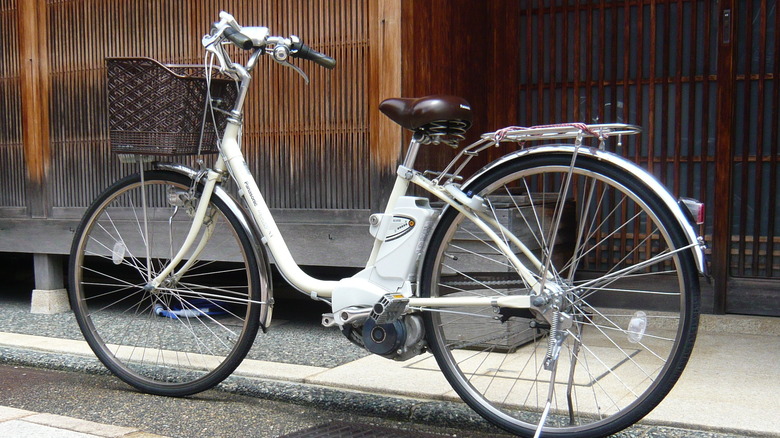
[370,293,410,324]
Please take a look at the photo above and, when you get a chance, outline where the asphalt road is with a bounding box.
[0,363,505,438]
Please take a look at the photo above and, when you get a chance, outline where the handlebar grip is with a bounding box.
[224,27,254,50]
[291,41,336,69]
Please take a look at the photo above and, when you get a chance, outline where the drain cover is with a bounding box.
[279,420,448,438]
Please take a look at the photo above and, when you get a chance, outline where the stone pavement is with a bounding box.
[1,311,779,437]
[0,405,163,438]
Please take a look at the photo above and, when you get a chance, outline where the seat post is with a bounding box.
[402,133,424,170]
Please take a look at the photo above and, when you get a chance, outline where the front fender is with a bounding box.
[154,162,275,330]
[458,145,708,274]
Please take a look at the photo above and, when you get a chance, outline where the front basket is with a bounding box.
[106,57,238,159]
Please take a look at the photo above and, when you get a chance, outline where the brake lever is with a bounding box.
[281,60,310,85]
[204,43,239,80]
[268,44,310,85]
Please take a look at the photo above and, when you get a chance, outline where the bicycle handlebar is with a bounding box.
[206,11,336,72]
[223,27,254,51]
[291,40,336,70]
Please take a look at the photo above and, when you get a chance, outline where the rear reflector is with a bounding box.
[679,198,705,225]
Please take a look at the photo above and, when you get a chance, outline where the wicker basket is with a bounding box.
[106,57,238,159]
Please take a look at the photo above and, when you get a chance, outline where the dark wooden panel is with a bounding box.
[404,2,716,240]
[401,0,730,310]
[729,0,779,280]
[519,1,717,279]
[401,0,499,177]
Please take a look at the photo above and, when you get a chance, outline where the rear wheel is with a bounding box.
[420,153,700,437]
[69,170,266,396]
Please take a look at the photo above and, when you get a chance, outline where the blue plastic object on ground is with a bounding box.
[153,299,227,319]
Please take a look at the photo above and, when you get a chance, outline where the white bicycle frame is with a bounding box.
[145,116,679,315]
[146,116,541,311]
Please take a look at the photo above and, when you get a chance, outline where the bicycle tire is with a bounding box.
[69,170,265,396]
[419,152,700,437]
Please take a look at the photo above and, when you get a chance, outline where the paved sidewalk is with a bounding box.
[1,311,779,437]
[0,405,164,438]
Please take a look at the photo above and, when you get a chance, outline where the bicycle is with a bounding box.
[68,12,707,438]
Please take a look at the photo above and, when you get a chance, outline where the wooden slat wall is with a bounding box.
[517,0,717,235]
[730,0,779,279]
[5,0,778,306]
[49,0,119,210]
[403,0,779,313]
[212,1,371,210]
[45,0,369,212]
[516,1,720,279]
[0,0,27,210]
[401,0,724,309]
[405,1,716,259]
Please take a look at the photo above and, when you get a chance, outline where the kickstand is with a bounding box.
[534,361,559,438]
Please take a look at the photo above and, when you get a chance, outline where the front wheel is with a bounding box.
[69,170,267,396]
[420,153,700,437]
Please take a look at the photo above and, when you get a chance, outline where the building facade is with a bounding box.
[1,0,777,315]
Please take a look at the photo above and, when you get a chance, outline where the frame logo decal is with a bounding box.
[385,215,415,241]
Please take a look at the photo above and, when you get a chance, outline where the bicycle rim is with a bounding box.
[420,154,699,437]
[69,171,262,395]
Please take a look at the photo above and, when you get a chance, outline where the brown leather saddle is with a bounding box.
[379,95,472,146]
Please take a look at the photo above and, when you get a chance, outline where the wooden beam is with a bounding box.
[0,215,373,268]
[368,0,403,212]
[712,1,736,314]
[17,0,50,218]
